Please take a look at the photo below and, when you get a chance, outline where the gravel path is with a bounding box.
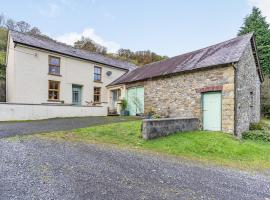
[0,137,269,200]
[0,116,137,138]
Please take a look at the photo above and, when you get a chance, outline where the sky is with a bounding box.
[0,0,270,57]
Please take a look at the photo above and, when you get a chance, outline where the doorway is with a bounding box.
[202,92,222,131]
[72,85,82,105]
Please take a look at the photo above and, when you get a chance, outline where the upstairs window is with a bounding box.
[94,87,101,103]
[49,56,61,75]
[94,66,102,82]
[48,80,60,101]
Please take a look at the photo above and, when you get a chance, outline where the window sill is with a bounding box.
[94,80,103,83]
[48,73,62,77]
[47,99,62,103]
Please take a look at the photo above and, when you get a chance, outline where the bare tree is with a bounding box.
[5,19,17,30]
[16,21,31,32]
[29,27,41,35]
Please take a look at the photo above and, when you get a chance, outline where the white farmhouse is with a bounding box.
[3,31,136,120]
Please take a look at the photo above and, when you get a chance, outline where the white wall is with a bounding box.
[6,35,127,105]
[0,103,107,121]
[6,34,16,102]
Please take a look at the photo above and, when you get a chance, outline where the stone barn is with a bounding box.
[108,33,263,137]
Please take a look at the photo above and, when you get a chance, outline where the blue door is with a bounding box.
[72,85,82,105]
[126,87,144,116]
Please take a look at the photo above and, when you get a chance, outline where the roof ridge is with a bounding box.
[109,32,255,86]
[10,30,137,69]
[140,32,254,70]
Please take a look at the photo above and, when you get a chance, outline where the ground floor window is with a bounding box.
[94,87,101,103]
[48,80,60,101]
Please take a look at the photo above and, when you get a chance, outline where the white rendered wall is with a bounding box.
[0,103,108,121]
[6,37,127,105]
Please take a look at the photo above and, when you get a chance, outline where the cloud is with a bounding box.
[248,0,270,22]
[55,28,120,53]
[39,3,60,17]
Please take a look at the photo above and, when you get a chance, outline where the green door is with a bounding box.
[127,87,144,116]
[203,92,222,131]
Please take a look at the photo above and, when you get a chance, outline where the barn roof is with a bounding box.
[110,33,263,85]
[9,30,137,71]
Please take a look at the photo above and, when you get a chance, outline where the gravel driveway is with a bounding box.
[0,137,269,200]
[0,116,137,138]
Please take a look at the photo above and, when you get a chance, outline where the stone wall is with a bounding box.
[0,79,5,102]
[235,43,261,136]
[141,118,200,140]
[261,75,270,115]
[133,66,235,134]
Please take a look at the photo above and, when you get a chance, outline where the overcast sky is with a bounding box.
[1,0,270,56]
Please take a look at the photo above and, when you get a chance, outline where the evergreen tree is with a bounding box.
[238,7,270,74]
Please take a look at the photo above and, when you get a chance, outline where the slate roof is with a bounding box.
[110,33,262,85]
[10,30,137,71]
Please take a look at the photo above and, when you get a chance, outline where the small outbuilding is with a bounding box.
[108,33,263,137]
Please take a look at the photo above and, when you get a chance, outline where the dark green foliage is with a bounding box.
[243,119,270,142]
[121,99,128,110]
[0,28,7,52]
[0,64,5,79]
[238,7,270,74]
[242,130,270,142]
[249,122,264,130]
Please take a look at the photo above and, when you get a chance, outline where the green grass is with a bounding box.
[36,120,270,171]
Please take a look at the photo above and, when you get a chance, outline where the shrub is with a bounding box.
[249,122,264,130]
[242,130,270,142]
[121,99,128,111]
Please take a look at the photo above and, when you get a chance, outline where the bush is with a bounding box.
[242,130,270,142]
[0,64,5,79]
[249,122,264,130]
[121,99,128,111]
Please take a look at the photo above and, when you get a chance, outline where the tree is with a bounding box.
[116,49,168,66]
[28,27,41,35]
[238,7,270,74]
[16,21,31,33]
[74,37,107,55]
[5,19,17,30]
[117,48,134,59]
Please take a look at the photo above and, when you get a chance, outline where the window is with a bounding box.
[112,89,121,101]
[250,91,254,107]
[49,56,61,75]
[94,66,102,82]
[94,87,101,103]
[48,80,60,101]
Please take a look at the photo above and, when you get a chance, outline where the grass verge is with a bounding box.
[35,120,270,172]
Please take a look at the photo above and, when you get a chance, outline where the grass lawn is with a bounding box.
[35,119,270,172]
